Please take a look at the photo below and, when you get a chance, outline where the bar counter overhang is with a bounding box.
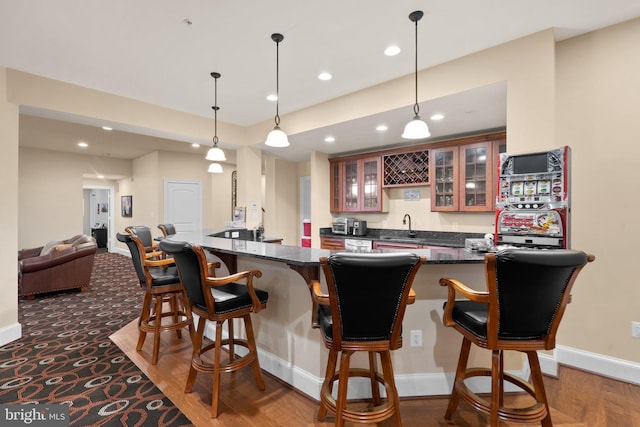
[162,231,524,400]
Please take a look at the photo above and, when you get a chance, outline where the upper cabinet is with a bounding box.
[429,134,506,212]
[329,131,505,213]
[330,156,387,213]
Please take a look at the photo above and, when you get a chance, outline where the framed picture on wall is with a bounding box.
[121,195,133,217]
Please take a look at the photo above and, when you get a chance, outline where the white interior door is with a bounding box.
[164,180,202,233]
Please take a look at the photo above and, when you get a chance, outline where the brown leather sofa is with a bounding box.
[18,234,98,299]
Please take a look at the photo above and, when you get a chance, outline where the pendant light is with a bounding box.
[265,33,290,147]
[207,163,223,173]
[206,72,226,172]
[402,10,431,140]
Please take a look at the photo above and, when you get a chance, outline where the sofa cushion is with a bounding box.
[54,244,73,252]
[40,240,62,256]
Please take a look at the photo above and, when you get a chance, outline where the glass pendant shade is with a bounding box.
[208,163,223,173]
[402,115,431,139]
[403,11,431,141]
[265,125,290,147]
[206,146,226,161]
[265,33,289,148]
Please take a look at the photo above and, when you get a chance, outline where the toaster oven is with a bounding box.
[331,217,354,235]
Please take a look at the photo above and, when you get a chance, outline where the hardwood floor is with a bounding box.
[110,320,640,426]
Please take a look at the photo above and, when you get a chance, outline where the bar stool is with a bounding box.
[125,225,160,257]
[311,252,425,427]
[157,223,176,238]
[116,232,193,365]
[160,239,269,418]
[440,249,594,426]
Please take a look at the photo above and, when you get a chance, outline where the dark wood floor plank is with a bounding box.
[110,319,639,426]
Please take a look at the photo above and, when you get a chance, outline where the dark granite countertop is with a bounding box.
[165,230,486,266]
[319,227,486,248]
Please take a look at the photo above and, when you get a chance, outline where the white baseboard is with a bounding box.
[542,344,640,385]
[256,344,640,400]
[197,323,640,399]
[0,322,22,347]
[113,247,130,257]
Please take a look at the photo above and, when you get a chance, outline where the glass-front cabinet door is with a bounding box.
[343,159,359,211]
[430,147,459,212]
[329,160,342,213]
[332,156,384,212]
[461,142,492,212]
[360,156,382,211]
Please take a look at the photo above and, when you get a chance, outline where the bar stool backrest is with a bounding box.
[322,252,422,349]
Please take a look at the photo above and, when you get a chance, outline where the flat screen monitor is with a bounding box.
[512,152,548,174]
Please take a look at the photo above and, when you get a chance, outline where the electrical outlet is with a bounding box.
[410,330,422,347]
[632,321,640,339]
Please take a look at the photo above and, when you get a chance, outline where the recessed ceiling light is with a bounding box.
[102,126,113,131]
[318,72,332,81]
[78,142,88,148]
[191,143,200,148]
[376,125,388,132]
[430,113,444,121]
[324,136,335,143]
[266,94,277,102]
[384,45,401,56]
[97,175,105,179]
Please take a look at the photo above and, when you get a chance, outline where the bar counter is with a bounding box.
[168,231,487,267]
[164,231,504,401]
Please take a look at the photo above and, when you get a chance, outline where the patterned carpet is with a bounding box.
[0,252,193,426]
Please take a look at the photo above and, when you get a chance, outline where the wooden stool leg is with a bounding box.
[151,295,163,365]
[335,351,352,427]
[228,318,235,362]
[445,337,472,421]
[137,292,152,350]
[380,350,402,427]
[182,290,195,344]
[211,321,224,418]
[527,351,552,427]
[368,351,382,405]
[318,349,338,421]
[244,315,265,390]
[490,350,501,427]
[170,294,182,339]
[185,317,205,393]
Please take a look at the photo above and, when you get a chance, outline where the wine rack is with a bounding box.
[383,150,429,187]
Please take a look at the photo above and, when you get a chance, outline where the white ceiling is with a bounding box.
[3,1,640,163]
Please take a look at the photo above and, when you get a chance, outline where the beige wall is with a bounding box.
[554,18,640,361]
[263,155,299,245]
[2,19,639,374]
[18,147,129,248]
[0,68,19,333]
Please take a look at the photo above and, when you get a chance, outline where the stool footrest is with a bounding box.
[456,367,548,423]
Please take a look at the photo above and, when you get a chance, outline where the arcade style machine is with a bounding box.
[495,146,571,249]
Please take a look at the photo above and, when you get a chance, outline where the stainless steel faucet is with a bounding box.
[403,214,417,238]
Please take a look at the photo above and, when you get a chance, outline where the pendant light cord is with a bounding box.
[275,38,281,126]
[271,33,284,128]
[211,72,220,146]
[412,14,420,117]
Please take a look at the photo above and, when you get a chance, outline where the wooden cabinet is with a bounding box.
[320,237,345,250]
[429,134,506,212]
[329,156,387,213]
